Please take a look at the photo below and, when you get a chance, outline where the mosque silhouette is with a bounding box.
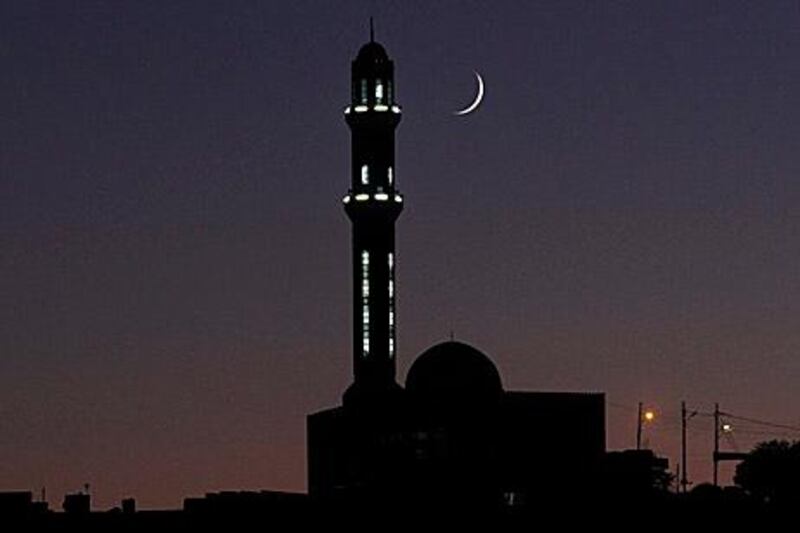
[306,34,606,512]
[0,33,615,530]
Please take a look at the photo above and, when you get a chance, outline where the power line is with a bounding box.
[729,428,800,438]
[720,412,800,433]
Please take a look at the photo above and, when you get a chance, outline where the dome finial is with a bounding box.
[369,16,374,43]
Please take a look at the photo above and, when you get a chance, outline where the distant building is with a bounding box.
[121,498,136,514]
[0,491,48,517]
[62,493,90,515]
[307,35,606,512]
[183,490,308,516]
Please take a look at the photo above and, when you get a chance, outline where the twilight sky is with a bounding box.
[2,0,800,509]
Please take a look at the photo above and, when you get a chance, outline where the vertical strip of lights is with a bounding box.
[361,250,370,357]
[388,252,395,358]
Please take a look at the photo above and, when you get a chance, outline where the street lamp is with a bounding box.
[637,403,656,450]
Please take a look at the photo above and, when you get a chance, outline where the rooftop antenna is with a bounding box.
[369,17,375,42]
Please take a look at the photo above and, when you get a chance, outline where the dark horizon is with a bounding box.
[2,1,800,509]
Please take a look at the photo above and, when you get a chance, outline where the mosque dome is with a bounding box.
[405,341,503,408]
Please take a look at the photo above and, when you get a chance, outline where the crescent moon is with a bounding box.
[454,71,484,116]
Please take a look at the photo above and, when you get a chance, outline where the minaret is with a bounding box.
[342,32,404,404]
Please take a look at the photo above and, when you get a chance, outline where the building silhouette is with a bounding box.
[307,35,606,513]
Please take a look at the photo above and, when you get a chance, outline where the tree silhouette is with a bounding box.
[734,440,800,506]
[605,449,673,498]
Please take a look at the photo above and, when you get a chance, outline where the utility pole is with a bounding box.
[636,402,643,450]
[713,403,720,487]
[679,401,699,493]
[681,401,688,494]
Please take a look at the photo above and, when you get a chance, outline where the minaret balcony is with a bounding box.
[342,192,404,205]
[344,104,402,115]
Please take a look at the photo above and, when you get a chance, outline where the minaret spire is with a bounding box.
[342,36,403,404]
[369,17,374,42]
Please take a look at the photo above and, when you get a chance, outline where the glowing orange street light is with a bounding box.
[637,403,657,450]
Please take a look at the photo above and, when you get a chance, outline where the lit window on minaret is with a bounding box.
[361,251,370,356]
[360,79,368,104]
[375,80,384,104]
[388,167,393,186]
[387,81,393,103]
[361,165,369,185]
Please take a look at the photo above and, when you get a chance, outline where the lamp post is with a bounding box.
[636,402,656,450]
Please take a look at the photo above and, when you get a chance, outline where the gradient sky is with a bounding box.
[2,0,800,509]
